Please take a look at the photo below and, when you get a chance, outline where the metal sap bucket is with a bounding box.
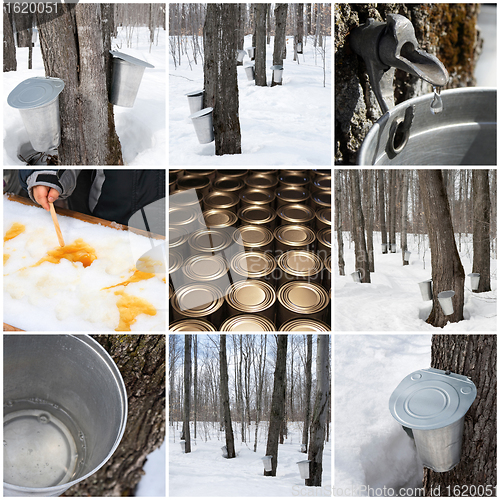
[389,368,476,472]
[3,334,128,497]
[237,50,246,62]
[271,65,284,83]
[189,107,214,144]
[358,88,497,165]
[297,460,311,479]
[185,90,204,114]
[244,65,255,81]
[7,77,65,153]
[247,47,255,59]
[438,290,455,315]
[418,279,433,301]
[262,455,272,472]
[109,50,154,107]
[381,243,388,253]
[351,270,362,283]
[404,250,411,261]
[468,272,480,291]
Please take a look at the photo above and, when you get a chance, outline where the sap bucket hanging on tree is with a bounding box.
[244,64,255,81]
[3,334,127,497]
[389,368,476,472]
[271,65,284,84]
[418,280,433,301]
[437,290,455,316]
[7,76,65,153]
[468,273,480,291]
[262,455,272,472]
[185,90,205,115]
[109,51,154,107]
[189,107,214,144]
[297,460,311,479]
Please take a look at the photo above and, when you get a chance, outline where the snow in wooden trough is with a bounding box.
[4,197,165,331]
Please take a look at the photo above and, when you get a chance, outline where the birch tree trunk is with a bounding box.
[36,4,123,165]
[220,335,236,459]
[306,334,330,487]
[63,335,165,496]
[423,335,496,496]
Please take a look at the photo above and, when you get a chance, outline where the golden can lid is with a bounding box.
[213,177,245,192]
[169,249,183,274]
[232,225,274,248]
[188,228,232,253]
[169,226,189,250]
[278,250,323,277]
[317,227,332,249]
[240,188,275,206]
[277,204,315,225]
[312,169,330,177]
[182,254,229,281]
[278,172,310,187]
[186,169,216,177]
[250,169,276,175]
[315,207,332,227]
[172,283,224,317]
[169,189,203,209]
[200,209,238,228]
[204,190,239,210]
[217,169,248,178]
[275,186,310,204]
[312,189,332,208]
[221,314,276,331]
[169,206,199,226]
[313,175,332,191]
[279,318,330,331]
[245,174,278,190]
[169,319,217,331]
[277,281,329,315]
[274,225,316,248]
[226,280,276,314]
[324,254,332,273]
[238,205,276,226]
[231,251,276,279]
[177,174,211,191]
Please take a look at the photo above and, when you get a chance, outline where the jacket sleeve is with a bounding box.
[19,169,81,203]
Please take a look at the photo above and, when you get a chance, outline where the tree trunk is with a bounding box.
[350,169,370,283]
[388,169,397,252]
[264,334,288,476]
[272,4,287,86]
[193,335,198,439]
[472,170,491,293]
[237,4,245,66]
[401,169,409,265]
[254,335,267,453]
[3,6,17,72]
[183,335,192,454]
[306,334,330,487]
[220,335,236,459]
[335,4,482,164]
[255,3,267,86]
[36,4,123,165]
[335,170,346,275]
[297,4,304,54]
[418,170,465,327]
[62,335,165,496]
[378,169,388,252]
[306,3,312,35]
[301,334,313,453]
[423,335,496,496]
[363,170,375,272]
[204,4,242,155]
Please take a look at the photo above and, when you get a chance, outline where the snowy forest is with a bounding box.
[335,169,497,331]
[169,334,331,496]
[169,3,331,165]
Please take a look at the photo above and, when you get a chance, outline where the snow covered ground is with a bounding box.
[334,231,497,331]
[335,334,431,497]
[136,441,166,497]
[3,26,165,165]
[169,421,332,497]
[169,35,331,166]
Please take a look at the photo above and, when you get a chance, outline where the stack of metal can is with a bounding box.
[169,169,331,332]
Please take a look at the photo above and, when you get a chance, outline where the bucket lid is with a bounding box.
[185,89,204,97]
[438,290,455,299]
[389,368,477,431]
[271,65,284,70]
[109,50,154,68]
[189,107,213,119]
[8,77,65,109]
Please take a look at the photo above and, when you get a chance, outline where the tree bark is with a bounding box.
[255,4,267,87]
[472,170,491,292]
[203,4,242,155]
[36,4,123,165]
[297,4,304,54]
[254,335,267,453]
[418,170,465,327]
[335,170,346,275]
[423,335,496,496]
[401,169,410,265]
[272,4,288,86]
[301,334,313,453]
[220,335,236,459]
[335,4,482,164]
[350,169,370,283]
[378,169,388,253]
[363,170,375,271]
[193,334,198,439]
[388,169,397,252]
[306,334,330,487]
[62,335,165,496]
[237,4,245,66]
[3,5,17,72]
[264,334,288,476]
[183,335,192,453]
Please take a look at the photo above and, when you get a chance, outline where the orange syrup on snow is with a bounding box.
[102,269,155,290]
[4,223,26,242]
[33,239,97,268]
[114,291,156,331]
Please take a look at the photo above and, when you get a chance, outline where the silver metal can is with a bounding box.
[245,173,278,191]
[203,190,240,214]
[277,281,330,324]
[278,172,310,188]
[220,314,276,331]
[312,175,331,191]
[230,251,277,286]
[275,186,310,208]
[311,189,332,211]
[279,318,331,331]
[213,176,246,196]
[274,225,316,255]
[185,169,216,183]
[315,207,332,231]
[276,250,324,287]
[177,174,211,198]
[216,169,248,180]
[169,248,183,289]
[276,204,315,226]
[225,280,276,321]
[317,227,332,261]
[169,319,217,331]
[188,228,232,256]
[169,206,201,234]
[238,205,277,231]
[231,225,274,253]
[239,188,276,208]
[169,226,189,258]
[181,254,231,293]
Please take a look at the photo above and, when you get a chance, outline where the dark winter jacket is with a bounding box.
[19,169,165,232]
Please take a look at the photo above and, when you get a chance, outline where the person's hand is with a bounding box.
[32,185,60,211]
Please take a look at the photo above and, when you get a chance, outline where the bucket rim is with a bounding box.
[109,50,154,68]
[189,107,213,119]
[7,76,65,109]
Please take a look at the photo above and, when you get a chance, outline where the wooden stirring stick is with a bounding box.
[49,202,65,247]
